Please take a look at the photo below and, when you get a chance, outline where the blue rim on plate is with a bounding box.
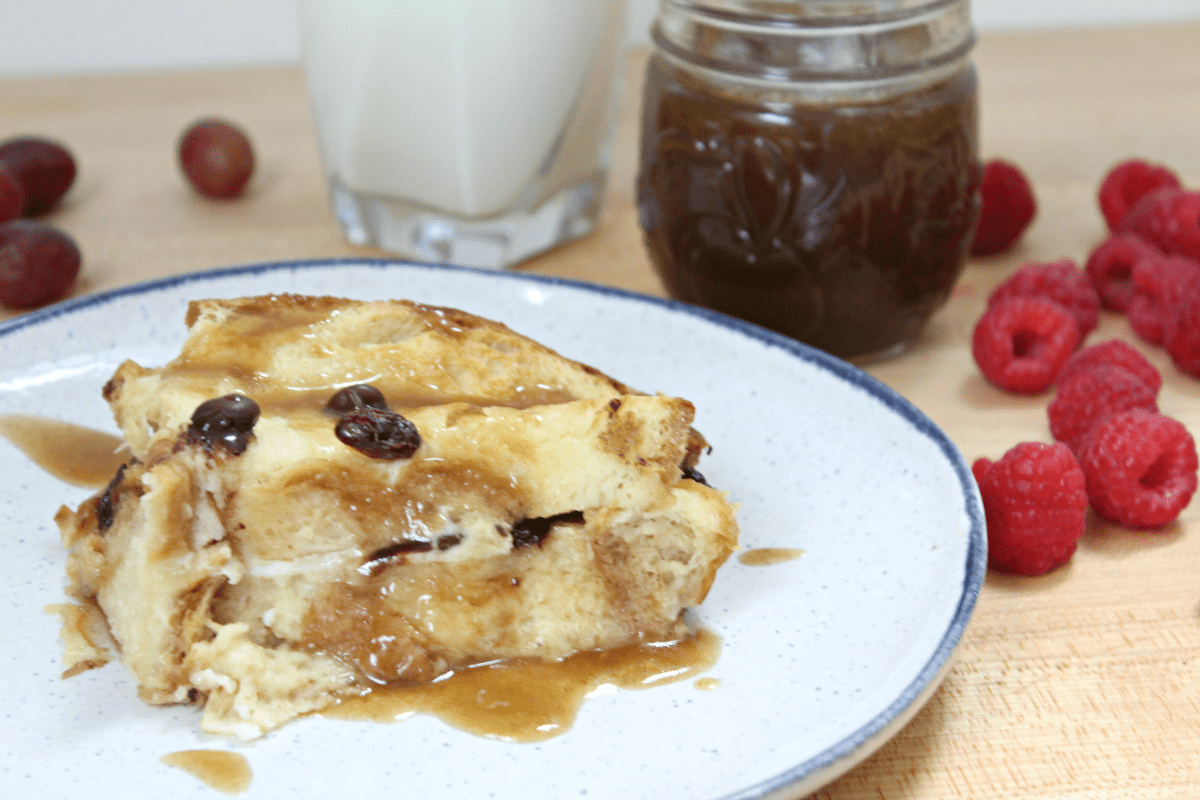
[1,258,986,800]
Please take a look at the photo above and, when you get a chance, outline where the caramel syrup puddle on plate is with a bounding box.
[160,749,252,795]
[0,415,125,488]
[325,627,722,742]
[737,547,806,566]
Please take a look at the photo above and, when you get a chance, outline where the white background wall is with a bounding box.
[1,0,1198,77]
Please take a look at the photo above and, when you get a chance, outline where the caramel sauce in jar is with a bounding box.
[637,1,980,361]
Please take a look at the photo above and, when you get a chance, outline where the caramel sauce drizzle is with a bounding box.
[0,414,126,488]
[160,749,252,795]
[167,300,579,416]
[324,627,722,742]
[737,547,806,566]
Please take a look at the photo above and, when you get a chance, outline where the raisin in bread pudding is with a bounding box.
[56,295,738,739]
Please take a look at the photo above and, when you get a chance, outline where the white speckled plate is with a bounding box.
[0,259,984,800]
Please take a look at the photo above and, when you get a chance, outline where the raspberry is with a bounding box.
[1098,159,1182,232]
[971,457,993,488]
[1127,253,1200,345]
[972,296,1081,394]
[1084,234,1159,312]
[1121,186,1200,262]
[972,442,1087,576]
[1076,410,1198,528]
[970,159,1037,256]
[1056,338,1162,395]
[1048,365,1159,451]
[988,258,1100,337]
[1164,278,1200,377]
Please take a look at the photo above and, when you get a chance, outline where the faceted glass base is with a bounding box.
[328,172,607,270]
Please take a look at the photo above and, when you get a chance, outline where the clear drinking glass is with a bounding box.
[298,0,628,269]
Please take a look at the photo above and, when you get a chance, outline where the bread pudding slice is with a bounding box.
[55,295,738,739]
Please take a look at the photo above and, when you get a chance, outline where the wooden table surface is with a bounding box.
[3,21,1199,800]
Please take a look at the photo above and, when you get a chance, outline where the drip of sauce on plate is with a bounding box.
[159,749,252,795]
[737,547,806,566]
[0,414,125,488]
[694,676,722,691]
[325,626,722,741]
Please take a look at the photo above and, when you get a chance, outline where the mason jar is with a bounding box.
[636,0,980,361]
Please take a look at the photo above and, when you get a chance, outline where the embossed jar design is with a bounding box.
[637,0,980,360]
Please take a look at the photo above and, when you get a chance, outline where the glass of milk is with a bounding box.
[298,0,628,269]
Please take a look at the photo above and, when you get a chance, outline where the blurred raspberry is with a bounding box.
[1084,234,1159,312]
[1164,279,1200,377]
[1048,365,1159,452]
[970,159,1037,256]
[988,258,1100,337]
[1121,186,1200,262]
[1076,410,1197,528]
[1098,159,1182,232]
[973,442,1088,576]
[971,457,993,487]
[1127,253,1200,345]
[972,296,1082,394]
[1056,338,1162,395]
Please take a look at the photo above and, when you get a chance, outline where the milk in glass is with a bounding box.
[299,0,626,267]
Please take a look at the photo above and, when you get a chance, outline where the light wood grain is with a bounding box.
[819,22,1200,800]
[2,21,1199,800]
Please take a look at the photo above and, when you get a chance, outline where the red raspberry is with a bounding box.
[972,296,1082,394]
[1076,410,1198,528]
[970,159,1037,256]
[1127,253,1200,345]
[971,457,992,488]
[1048,365,1159,451]
[1121,186,1200,262]
[1056,338,1162,395]
[1084,234,1159,312]
[972,442,1088,576]
[1098,159,1182,232]
[1164,278,1200,377]
[988,258,1100,337]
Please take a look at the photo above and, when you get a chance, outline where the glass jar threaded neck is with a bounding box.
[652,0,975,87]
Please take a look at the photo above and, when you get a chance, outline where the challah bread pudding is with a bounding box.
[55,295,738,740]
